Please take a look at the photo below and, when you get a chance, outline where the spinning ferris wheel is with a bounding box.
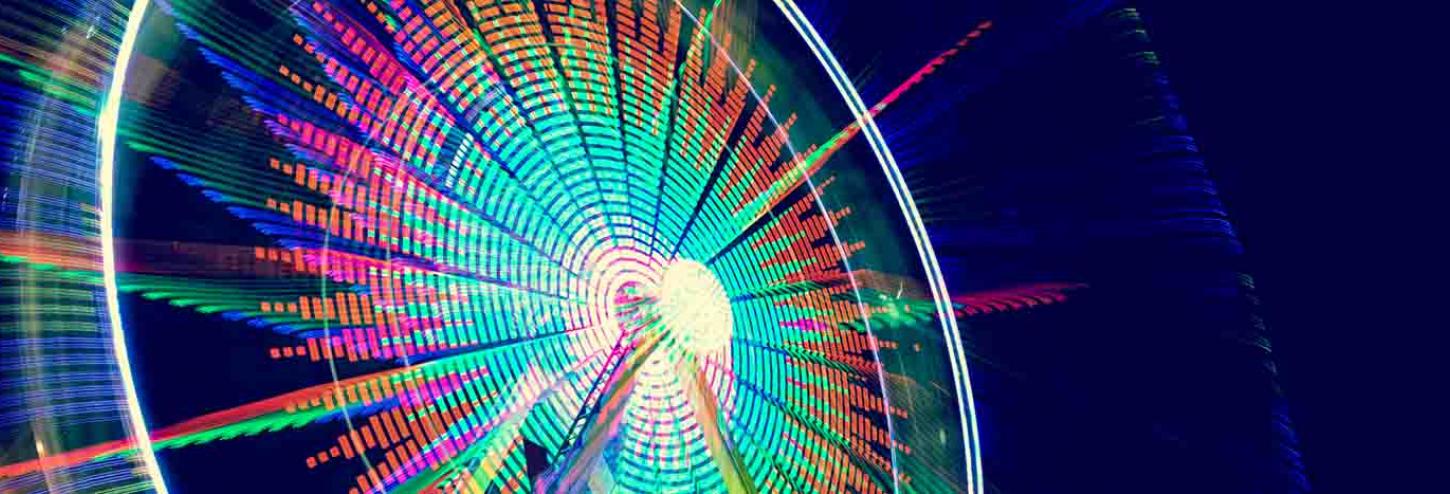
[1,0,987,492]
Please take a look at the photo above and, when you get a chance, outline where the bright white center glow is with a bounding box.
[657,259,732,356]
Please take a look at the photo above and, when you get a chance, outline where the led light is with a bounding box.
[0,0,981,491]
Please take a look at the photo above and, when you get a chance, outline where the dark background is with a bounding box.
[807,0,1442,492]
[1109,2,1441,492]
[119,0,1441,492]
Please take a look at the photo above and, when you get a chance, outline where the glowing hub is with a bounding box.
[657,259,733,356]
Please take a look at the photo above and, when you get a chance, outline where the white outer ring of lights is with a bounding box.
[768,1,984,492]
[100,0,168,492]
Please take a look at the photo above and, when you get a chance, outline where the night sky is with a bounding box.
[114,0,1438,492]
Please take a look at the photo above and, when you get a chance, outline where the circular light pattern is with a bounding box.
[0,0,981,492]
